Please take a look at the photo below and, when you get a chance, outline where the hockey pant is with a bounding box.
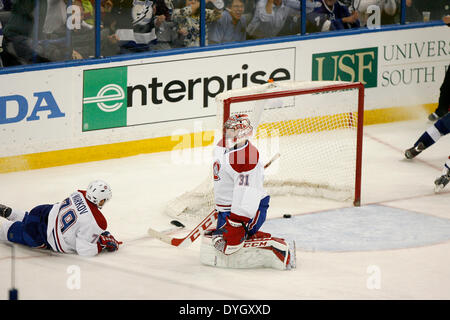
[414,113,450,149]
[216,195,270,239]
[6,204,52,249]
[434,65,450,117]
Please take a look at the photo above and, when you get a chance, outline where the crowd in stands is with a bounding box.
[0,0,449,67]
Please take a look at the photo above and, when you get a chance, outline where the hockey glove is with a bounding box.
[212,213,249,255]
[98,231,122,252]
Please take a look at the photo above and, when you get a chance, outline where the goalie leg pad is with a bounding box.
[200,234,297,270]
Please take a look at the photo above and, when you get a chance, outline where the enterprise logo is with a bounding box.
[82,84,125,113]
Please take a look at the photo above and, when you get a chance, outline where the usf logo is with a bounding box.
[312,47,378,88]
[82,67,127,131]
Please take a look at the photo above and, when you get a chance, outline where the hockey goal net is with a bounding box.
[165,81,364,222]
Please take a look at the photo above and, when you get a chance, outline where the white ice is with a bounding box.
[0,119,449,300]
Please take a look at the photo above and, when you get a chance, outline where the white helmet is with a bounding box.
[224,114,253,148]
[86,180,112,209]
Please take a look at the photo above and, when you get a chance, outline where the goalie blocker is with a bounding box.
[200,231,296,270]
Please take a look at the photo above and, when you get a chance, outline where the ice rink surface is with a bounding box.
[0,119,449,300]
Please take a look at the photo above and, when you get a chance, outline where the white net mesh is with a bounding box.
[164,81,363,223]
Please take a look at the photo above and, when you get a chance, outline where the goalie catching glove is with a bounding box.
[212,213,250,255]
[97,231,122,252]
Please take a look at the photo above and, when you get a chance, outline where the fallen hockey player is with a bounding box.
[0,180,122,256]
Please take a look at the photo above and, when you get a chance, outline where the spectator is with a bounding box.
[172,0,222,47]
[309,0,360,31]
[406,0,450,23]
[101,0,134,56]
[0,0,12,24]
[0,0,8,67]
[70,0,97,59]
[151,0,183,51]
[0,0,12,11]
[278,0,319,35]
[80,0,95,27]
[208,0,248,44]
[102,0,157,55]
[2,0,50,66]
[444,14,450,26]
[131,0,157,51]
[246,0,300,39]
[0,20,3,67]
[353,0,398,27]
[39,0,74,61]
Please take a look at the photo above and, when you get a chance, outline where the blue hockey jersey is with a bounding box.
[311,0,360,30]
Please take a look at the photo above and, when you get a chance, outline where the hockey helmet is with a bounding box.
[224,114,253,147]
[86,180,112,209]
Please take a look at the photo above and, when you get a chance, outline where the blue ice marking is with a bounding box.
[262,205,450,252]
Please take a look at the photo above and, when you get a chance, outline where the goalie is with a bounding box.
[200,114,296,270]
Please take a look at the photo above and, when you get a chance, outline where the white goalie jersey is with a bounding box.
[213,139,268,220]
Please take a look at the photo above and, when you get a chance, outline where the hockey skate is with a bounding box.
[0,204,11,218]
[434,173,450,193]
[405,142,425,159]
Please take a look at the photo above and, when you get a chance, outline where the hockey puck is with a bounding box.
[283,214,292,218]
[170,220,185,228]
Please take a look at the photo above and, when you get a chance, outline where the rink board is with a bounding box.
[0,25,448,172]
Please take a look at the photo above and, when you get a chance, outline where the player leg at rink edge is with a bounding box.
[405,113,450,160]
[199,114,296,270]
[0,180,122,256]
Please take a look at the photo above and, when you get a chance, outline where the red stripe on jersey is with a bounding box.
[78,190,108,230]
[216,204,231,208]
[248,210,260,231]
[229,142,259,173]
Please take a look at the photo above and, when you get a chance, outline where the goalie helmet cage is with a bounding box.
[164,80,364,222]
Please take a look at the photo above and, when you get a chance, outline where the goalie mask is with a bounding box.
[86,180,112,209]
[224,114,253,148]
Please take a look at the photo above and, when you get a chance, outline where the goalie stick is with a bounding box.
[147,152,281,247]
[148,209,218,247]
